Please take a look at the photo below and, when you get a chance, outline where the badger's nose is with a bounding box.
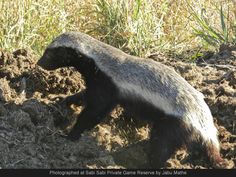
[36,55,53,70]
[37,57,44,67]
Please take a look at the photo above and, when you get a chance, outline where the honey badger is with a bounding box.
[37,31,227,168]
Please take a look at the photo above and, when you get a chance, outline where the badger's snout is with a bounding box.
[37,56,45,67]
[37,53,58,70]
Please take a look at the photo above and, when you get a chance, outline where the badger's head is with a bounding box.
[37,33,85,70]
[37,46,80,70]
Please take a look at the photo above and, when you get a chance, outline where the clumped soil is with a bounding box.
[0,48,235,169]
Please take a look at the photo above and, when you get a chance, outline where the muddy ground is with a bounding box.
[0,48,235,169]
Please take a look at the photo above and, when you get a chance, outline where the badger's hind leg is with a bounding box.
[149,117,189,168]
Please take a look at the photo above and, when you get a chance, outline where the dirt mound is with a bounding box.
[0,49,235,169]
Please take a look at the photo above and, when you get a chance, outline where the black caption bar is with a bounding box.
[0,169,235,177]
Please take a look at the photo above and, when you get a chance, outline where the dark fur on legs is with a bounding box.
[62,90,86,106]
[67,63,118,140]
[67,103,115,140]
[149,117,190,168]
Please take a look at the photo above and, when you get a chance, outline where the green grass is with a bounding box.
[189,0,236,49]
[0,0,235,58]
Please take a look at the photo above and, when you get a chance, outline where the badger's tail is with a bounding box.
[203,139,225,168]
[186,112,232,168]
[182,118,232,168]
[148,114,233,168]
[180,94,234,168]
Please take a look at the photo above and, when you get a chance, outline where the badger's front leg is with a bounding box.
[67,78,118,140]
[61,90,86,106]
[67,102,115,140]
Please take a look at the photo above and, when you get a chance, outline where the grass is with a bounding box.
[92,0,170,56]
[0,0,235,58]
[189,0,236,49]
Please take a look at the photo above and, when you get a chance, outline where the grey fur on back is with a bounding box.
[48,31,219,147]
